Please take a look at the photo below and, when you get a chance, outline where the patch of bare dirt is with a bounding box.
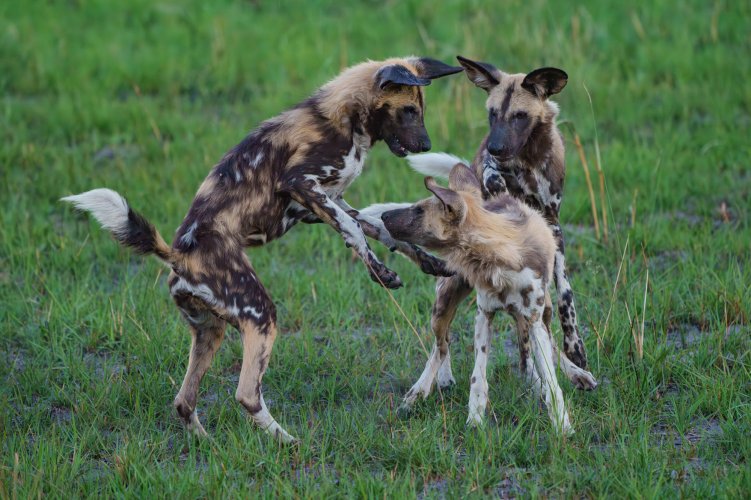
[651,417,723,449]
[83,350,127,378]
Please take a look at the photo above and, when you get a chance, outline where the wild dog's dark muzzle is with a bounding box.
[417,134,431,153]
[487,125,513,159]
[404,129,432,154]
[381,208,412,239]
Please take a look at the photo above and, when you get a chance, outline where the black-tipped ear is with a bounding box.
[376,65,431,90]
[456,55,500,92]
[521,67,568,98]
[413,57,463,80]
[425,176,463,215]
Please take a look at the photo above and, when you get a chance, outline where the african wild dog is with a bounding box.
[364,162,596,433]
[62,57,462,443]
[406,56,594,390]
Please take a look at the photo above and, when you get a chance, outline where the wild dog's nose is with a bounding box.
[419,138,432,152]
[487,143,506,157]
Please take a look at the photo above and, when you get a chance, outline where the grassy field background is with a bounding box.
[2,0,750,496]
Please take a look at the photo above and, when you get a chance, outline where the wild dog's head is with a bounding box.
[368,58,462,156]
[457,55,567,161]
[322,58,461,157]
[381,163,481,250]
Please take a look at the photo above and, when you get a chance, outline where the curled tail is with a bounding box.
[61,188,172,263]
[406,152,469,179]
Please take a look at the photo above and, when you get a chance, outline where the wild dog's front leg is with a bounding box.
[433,276,472,388]
[344,200,453,278]
[467,305,495,426]
[549,220,589,370]
[542,290,597,390]
[480,153,507,198]
[511,309,541,393]
[285,180,401,289]
[400,276,471,413]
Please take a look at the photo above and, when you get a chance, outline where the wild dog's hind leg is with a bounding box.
[400,275,471,412]
[551,223,589,370]
[227,265,296,443]
[172,283,226,437]
[235,316,295,443]
[175,247,295,443]
[527,293,572,434]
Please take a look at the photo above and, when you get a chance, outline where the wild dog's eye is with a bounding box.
[488,109,498,124]
[403,105,418,116]
[513,111,528,120]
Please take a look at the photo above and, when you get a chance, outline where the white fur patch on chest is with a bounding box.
[322,132,369,198]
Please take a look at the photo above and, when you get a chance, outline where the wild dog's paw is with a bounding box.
[436,374,457,391]
[566,339,589,370]
[274,428,299,445]
[483,170,506,197]
[396,405,414,420]
[556,412,574,437]
[413,246,454,277]
[366,256,403,289]
[571,371,597,391]
[466,411,485,428]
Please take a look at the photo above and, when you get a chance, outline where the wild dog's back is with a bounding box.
[452,192,556,291]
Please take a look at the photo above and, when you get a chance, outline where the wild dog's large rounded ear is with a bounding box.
[376,65,431,90]
[448,163,482,196]
[425,176,464,216]
[456,55,500,92]
[521,67,568,98]
[412,57,463,80]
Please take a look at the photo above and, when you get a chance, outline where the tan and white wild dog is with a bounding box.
[365,162,596,433]
[412,56,593,378]
[62,57,462,443]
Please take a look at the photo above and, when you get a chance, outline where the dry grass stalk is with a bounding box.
[572,132,601,240]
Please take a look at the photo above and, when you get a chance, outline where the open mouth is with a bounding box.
[387,136,409,157]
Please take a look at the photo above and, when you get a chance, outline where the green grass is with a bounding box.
[2,0,750,497]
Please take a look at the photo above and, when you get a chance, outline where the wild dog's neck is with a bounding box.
[304,91,375,150]
[442,195,525,285]
[517,118,554,167]
[313,62,385,147]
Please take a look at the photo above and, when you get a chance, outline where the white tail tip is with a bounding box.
[359,202,414,219]
[61,188,130,236]
[406,152,469,179]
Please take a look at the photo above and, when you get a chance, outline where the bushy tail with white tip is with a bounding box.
[406,153,469,179]
[61,188,172,263]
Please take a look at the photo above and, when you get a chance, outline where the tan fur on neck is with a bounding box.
[441,191,555,289]
[317,58,421,134]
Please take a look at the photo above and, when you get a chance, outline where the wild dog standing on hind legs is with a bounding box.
[62,57,462,443]
[407,56,595,394]
[365,163,596,433]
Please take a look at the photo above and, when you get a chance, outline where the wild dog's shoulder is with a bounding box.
[482,193,521,215]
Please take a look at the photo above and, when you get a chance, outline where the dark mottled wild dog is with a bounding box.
[366,163,596,433]
[409,56,593,384]
[62,57,461,443]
